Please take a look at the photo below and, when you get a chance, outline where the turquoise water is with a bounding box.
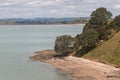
[0,25,83,80]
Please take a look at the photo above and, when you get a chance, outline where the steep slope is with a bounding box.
[83,31,120,67]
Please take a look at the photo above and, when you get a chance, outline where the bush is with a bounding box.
[75,44,96,57]
[109,15,120,31]
[54,35,75,56]
[75,28,99,46]
[75,28,99,56]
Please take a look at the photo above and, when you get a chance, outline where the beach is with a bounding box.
[30,50,120,80]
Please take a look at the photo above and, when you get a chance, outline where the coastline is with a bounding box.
[30,50,120,80]
[0,23,85,26]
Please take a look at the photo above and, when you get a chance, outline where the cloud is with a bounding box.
[83,0,97,3]
[25,0,55,7]
[0,0,119,18]
[114,4,120,9]
[49,5,76,17]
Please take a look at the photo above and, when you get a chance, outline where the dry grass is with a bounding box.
[83,31,120,67]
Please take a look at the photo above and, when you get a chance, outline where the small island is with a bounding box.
[30,7,120,80]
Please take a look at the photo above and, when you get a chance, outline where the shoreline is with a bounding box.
[0,23,85,26]
[30,50,120,80]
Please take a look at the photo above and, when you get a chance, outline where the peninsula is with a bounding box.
[30,7,120,80]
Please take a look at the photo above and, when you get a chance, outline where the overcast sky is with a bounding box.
[0,0,120,18]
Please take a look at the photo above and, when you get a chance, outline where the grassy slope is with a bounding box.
[83,31,120,67]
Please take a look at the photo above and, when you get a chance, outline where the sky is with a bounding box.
[0,0,120,18]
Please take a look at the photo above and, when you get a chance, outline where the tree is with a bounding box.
[84,7,112,40]
[109,15,120,29]
[75,28,99,56]
[54,35,75,56]
[76,28,99,46]
[89,7,112,26]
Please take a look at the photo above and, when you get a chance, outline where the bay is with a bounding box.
[0,25,83,80]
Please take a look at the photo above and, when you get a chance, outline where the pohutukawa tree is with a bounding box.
[54,35,75,56]
[89,7,112,26]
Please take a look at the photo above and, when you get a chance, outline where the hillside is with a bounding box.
[30,7,120,80]
[83,31,120,67]
[0,17,89,25]
[53,7,120,68]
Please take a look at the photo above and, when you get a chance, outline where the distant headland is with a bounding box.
[0,17,89,25]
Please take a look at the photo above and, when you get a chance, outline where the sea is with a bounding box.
[0,25,83,80]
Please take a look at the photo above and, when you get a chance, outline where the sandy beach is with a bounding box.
[30,50,120,80]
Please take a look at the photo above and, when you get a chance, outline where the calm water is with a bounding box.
[0,25,83,80]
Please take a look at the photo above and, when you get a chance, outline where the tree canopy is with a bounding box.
[54,35,75,56]
[54,7,113,57]
[76,28,99,46]
[89,7,112,26]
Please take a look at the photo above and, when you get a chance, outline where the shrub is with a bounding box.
[75,28,99,46]
[54,35,75,56]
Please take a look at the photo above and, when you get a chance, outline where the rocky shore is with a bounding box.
[30,49,120,80]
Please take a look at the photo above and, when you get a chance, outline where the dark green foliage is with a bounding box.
[54,7,114,57]
[89,7,112,26]
[96,26,109,40]
[75,44,96,57]
[54,35,75,56]
[109,15,120,31]
[75,28,99,56]
[84,7,113,40]
[75,7,113,56]
[76,28,99,46]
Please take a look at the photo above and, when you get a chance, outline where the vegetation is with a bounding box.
[0,17,88,25]
[54,35,75,56]
[75,7,113,56]
[109,15,120,30]
[83,14,120,67]
[83,31,120,67]
[54,7,120,67]
[75,28,99,56]
[71,17,89,24]
[89,7,112,26]
[55,7,112,56]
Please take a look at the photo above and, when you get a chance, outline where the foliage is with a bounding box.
[75,28,99,56]
[89,7,112,26]
[83,31,120,67]
[74,7,113,56]
[76,28,99,46]
[53,7,120,67]
[72,18,89,24]
[84,7,113,40]
[75,44,96,57]
[54,35,75,56]
[54,7,115,58]
[109,15,120,31]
